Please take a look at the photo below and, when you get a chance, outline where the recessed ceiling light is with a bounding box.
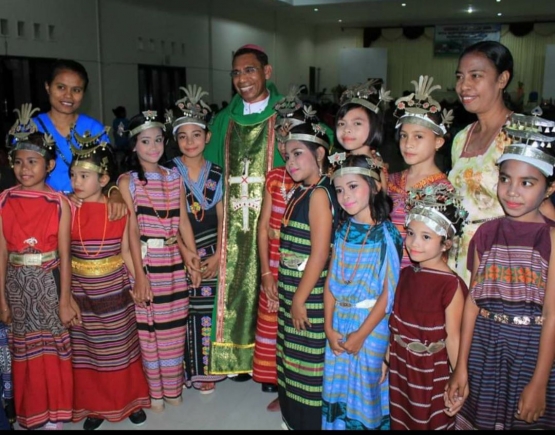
[402,3,406,6]
[338,19,342,23]
[468,6,473,13]
[498,12,502,16]
[314,8,318,12]
[496,0,501,3]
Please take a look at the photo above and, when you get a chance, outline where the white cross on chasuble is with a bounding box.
[229,158,265,231]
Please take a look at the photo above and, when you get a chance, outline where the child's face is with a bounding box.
[405,219,447,267]
[497,159,550,222]
[399,123,444,167]
[70,163,108,202]
[12,150,53,190]
[284,140,322,185]
[333,173,372,222]
[336,107,371,152]
[175,124,210,159]
[134,127,165,166]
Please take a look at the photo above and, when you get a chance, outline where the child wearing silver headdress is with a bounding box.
[446,109,555,429]
[164,85,227,395]
[0,104,79,430]
[322,153,402,430]
[387,183,468,430]
[388,75,455,270]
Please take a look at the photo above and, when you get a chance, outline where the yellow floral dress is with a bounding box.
[447,122,511,286]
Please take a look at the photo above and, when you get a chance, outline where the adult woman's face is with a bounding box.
[455,52,509,115]
[45,69,86,116]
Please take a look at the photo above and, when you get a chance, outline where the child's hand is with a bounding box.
[515,381,546,423]
[130,275,152,307]
[290,299,311,331]
[67,193,83,208]
[379,360,389,384]
[0,305,11,324]
[266,297,279,313]
[444,369,468,416]
[183,249,202,275]
[326,329,345,356]
[106,193,128,221]
[261,274,278,302]
[59,302,80,328]
[338,330,364,356]
[200,253,219,280]
[69,296,82,325]
[188,269,202,289]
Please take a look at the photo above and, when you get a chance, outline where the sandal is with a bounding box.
[199,382,215,395]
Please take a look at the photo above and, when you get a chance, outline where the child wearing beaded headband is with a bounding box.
[277,108,340,430]
[322,154,402,430]
[387,183,468,430]
[68,133,150,430]
[164,84,227,396]
[332,79,393,190]
[251,86,299,409]
[446,109,555,430]
[118,109,201,411]
[0,104,79,430]
[388,75,455,270]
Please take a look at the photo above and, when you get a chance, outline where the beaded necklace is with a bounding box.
[340,220,374,285]
[78,198,108,257]
[280,170,296,203]
[139,171,170,222]
[282,183,316,227]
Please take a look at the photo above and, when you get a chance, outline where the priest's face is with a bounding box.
[232,53,272,104]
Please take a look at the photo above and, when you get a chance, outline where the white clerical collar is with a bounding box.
[243,92,270,115]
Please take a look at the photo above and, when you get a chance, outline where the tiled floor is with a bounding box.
[14,378,284,431]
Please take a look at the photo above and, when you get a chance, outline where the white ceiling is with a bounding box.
[266,0,555,28]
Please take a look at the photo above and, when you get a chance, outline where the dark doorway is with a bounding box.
[138,64,186,114]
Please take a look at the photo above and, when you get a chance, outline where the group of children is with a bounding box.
[0,70,554,432]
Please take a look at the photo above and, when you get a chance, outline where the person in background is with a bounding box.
[111,105,130,174]
[204,43,284,384]
[164,85,227,395]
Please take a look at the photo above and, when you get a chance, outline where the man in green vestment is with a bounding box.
[205,44,284,384]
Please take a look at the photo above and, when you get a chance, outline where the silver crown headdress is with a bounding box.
[394,75,454,136]
[69,126,111,174]
[497,107,555,176]
[128,110,166,138]
[7,103,55,163]
[405,183,468,239]
[172,85,212,134]
[274,84,306,142]
[331,156,383,183]
[286,104,330,149]
[340,79,393,114]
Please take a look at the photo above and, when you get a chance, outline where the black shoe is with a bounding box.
[129,409,147,426]
[229,373,252,382]
[261,383,278,393]
[83,417,104,431]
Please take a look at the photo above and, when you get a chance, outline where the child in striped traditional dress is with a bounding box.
[387,184,468,430]
[445,111,555,429]
[68,131,150,430]
[322,154,402,430]
[118,111,200,413]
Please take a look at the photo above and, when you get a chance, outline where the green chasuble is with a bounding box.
[206,82,284,375]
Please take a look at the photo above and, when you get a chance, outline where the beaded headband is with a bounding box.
[340,79,392,114]
[331,156,382,183]
[69,126,111,174]
[405,184,468,239]
[274,84,306,142]
[496,108,555,176]
[172,84,212,134]
[286,105,330,150]
[394,75,454,136]
[128,110,166,138]
[7,103,55,162]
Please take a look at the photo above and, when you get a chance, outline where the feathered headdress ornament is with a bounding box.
[6,103,55,164]
[274,84,306,142]
[286,104,330,150]
[69,126,111,174]
[331,155,383,183]
[172,84,212,134]
[405,183,467,239]
[340,79,393,114]
[394,75,454,136]
[497,106,555,176]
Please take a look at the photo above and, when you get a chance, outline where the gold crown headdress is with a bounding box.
[69,126,111,174]
[7,103,55,163]
[405,183,468,239]
[172,85,212,134]
[340,79,393,114]
[497,107,555,176]
[128,110,166,138]
[274,84,306,142]
[394,75,454,136]
[286,105,330,149]
[331,156,383,183]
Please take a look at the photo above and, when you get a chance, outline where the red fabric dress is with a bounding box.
[0,187,73,430]
[252,167,295,385]
[70,202,150,422]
